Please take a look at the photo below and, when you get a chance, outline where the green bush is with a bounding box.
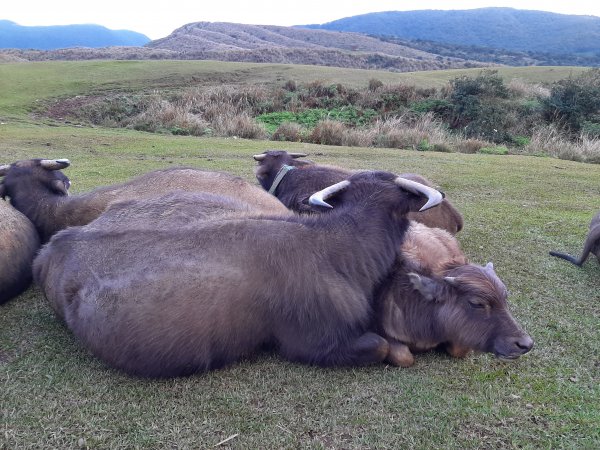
[541,69,600,134]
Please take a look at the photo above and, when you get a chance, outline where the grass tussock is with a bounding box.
[523,125,600,164]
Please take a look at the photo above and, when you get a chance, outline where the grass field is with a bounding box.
[0,61,599,449]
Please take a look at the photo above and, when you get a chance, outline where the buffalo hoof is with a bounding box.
[386,341,414,367]
[446,343,472,359]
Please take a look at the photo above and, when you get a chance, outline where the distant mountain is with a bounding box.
[0,20,150,49]
[144,22,487,72]
[303,8,600,56]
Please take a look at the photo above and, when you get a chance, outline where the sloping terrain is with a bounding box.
[143,22,487,71]
[304,7,600,56]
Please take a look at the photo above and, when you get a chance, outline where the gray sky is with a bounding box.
[4,1,600,40]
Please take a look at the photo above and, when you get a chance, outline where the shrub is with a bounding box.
[272,122,304,142]
[541,69,600,135]
[211,113,267,139]
[368,78,383,91]
[455,138,489,154]
[308,120,346,146]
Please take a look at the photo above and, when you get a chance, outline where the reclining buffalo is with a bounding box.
[253,150,463,234]
[0,158,288,243]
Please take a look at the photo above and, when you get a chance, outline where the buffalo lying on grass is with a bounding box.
[254,150,533,366]
[0,199,40,304]
[549,211,600,267]
[0,158,288,242]
[34,172,443,377]
[253,150,463,234]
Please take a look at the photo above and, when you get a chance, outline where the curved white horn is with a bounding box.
[394,177,443,212]
[253,154,266,161]
[0,164,9,176]
[289,152,308,158]
[40,159,70,170]
[308,180,351,209]
[444,276,458,286]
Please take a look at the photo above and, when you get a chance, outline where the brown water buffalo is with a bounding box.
[254,150,532,366]
[34,172,443,377]
[0,158,288,242]
[0,199,40,304]
[253,150,463,233]
[550,211,600,267]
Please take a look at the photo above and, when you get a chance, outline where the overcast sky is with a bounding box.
[4,1,600,40]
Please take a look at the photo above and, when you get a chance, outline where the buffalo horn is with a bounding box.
[40,159,70,170]
[308,180,351,209]
[394,177,444,212]
[253,152,308,161]
[444,276,458,285]
[0,164,9,176]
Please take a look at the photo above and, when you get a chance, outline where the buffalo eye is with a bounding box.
[468,300,486,309]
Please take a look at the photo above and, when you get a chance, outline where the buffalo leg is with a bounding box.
[284,332,390,367]
[386,341,415,367]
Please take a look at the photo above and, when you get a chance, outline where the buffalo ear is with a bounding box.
[50,179,69,196]
[408,272,437,301]
[484,262,495,273]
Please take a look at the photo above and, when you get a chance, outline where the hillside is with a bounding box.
[143,22,487,71]
[0,20,150,50]
[303,8,600,56]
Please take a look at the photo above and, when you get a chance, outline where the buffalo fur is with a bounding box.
[549,211,600,266]
[0,159,288,242]
[0,200,40,304]
[254,150,464,233]
[34,171,433,377]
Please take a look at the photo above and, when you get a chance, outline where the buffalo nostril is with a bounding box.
[515,335,534,353]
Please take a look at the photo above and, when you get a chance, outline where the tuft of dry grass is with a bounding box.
[523,125,600,163]
[272,122,304,142]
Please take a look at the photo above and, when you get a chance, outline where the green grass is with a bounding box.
[1,60,599,449]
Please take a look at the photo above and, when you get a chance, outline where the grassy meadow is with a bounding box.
[0,61,599,449]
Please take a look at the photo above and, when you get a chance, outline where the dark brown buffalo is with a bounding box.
[34,172,443,377]
[0,158,288,242]
[550,211,600,267]
[0,199,40,304]
[253,150,463,234]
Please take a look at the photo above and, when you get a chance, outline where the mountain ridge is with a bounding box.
[302,8,600,56]
[0,20,150,49]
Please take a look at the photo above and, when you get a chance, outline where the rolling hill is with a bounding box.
[303,8,600,56]
[0,20,150,50]
[142,22,487,71]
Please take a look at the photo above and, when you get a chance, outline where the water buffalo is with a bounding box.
[0,158,288,242]
[253,150,463,234]
[549,211,600,266]
[0,199,40,304]
[34,172,443,377]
